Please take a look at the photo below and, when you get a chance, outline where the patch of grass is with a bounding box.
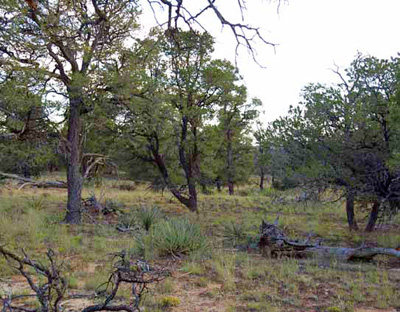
[212,252,236,291]
[132,230,154,260]
[84,270,109,292]
[159,296,180,308]
[246,302,281,312]
[66,275,79,289]
[156,277,175,294]
[26,195,45,210]
[180,261,205,275]
[152,218,208,257]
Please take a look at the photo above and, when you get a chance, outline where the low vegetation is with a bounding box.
[0,179,398,311]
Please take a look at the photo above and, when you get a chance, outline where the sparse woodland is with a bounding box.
[0,1,399,311]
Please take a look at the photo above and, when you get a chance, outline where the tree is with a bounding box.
[0,0,140,223]
[112,30,223,212]
[212,62,260,195]
[109,29,258,210]
[0,71,58,177]
[265,54,400,231]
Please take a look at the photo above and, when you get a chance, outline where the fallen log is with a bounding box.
[0,171,67,189]
[259,219,400,262]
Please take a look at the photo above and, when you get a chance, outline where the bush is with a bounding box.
[152,218,208,257]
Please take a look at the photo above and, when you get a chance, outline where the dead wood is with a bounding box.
[0,246,67,312]
[0,248,167,312]
[0,172,67,189]
[259,219,400,262]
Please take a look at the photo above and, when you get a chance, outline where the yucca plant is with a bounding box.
[222,221,247,247]
[152,218,208,257]
[137,205,162,231]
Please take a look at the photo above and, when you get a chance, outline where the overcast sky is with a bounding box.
[142,0,400,124]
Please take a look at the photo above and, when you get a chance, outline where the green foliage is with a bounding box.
[260,54,400,226]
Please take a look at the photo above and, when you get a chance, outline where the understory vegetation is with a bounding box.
[0,179,398,312]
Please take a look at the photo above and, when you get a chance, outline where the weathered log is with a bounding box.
[259,220,400,262]
[0,171,67,189]
[0,133,18,141]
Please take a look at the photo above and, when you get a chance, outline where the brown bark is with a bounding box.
[228,181,234,196]
[226,129,234,196]
[365,201,380,232]
[259,169,265,190]
[150,135,197,212]
[63,95,83,224]
[175,116,198,212]
[345,189,358,231]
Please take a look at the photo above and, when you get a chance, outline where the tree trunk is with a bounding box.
[226,130,234,195]
[345,189,358,231]
[228,181,234,196]
[365,201,380,232]
[216,178,222,193]
[259,169,265,190]
[176,116,198,212]
[150,135,196,212]
[63,97,83,224]
[188,180,198,212]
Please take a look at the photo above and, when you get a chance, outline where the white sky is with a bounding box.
[141,0,400,124]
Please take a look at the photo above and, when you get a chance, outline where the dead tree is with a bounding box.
[259,220,400,262]
[0,247,67,312]
[0,248,167,312]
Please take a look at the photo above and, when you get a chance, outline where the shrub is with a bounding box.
[152,218,208,257]
[137,205,162,231]
[222,221,247,247]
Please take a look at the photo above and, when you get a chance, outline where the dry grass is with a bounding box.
[0,177,399,311]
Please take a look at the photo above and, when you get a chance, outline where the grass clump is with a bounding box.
[137,205,162,231]
[159,296,180,308]
[222,221,247,247]
[152,218,208,257]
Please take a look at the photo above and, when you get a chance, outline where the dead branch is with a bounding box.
[0,247,67,312]
[259,220,400,262]
[82,251,167,312]
[0,172,67,189]
[0,248,167,312]
[146,0,277,66]
[82,154,118,179]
